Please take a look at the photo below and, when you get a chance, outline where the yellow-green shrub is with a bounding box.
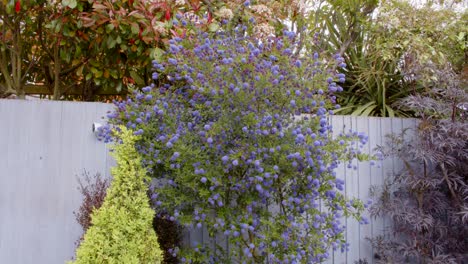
[71,127,163,264]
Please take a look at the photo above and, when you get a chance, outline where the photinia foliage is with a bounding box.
[100,23,369,263]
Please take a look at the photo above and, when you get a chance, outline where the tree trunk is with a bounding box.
[16,86,25,99]
[52,39,62,100]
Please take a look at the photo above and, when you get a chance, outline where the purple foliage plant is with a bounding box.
[369,67,468,263]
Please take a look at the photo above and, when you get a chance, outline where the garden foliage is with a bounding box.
[152,212,183,264]
[73,170,110,243]
[0,0,302,99]
[71,127,163,264]
[369,67,468,263]
[101,22,369,263]
[306,0,466,117]
[0,0,234,99]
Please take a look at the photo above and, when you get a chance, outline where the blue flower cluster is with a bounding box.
[102,28,367,263]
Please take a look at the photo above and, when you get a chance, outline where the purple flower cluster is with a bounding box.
[102,28,367,263]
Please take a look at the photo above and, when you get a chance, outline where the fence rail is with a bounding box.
[0,100,417,264]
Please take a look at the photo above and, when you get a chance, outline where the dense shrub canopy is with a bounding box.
[71,127,163,264]
[101,25,369,263]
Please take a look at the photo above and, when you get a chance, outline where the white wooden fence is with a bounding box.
[0,100,417,264]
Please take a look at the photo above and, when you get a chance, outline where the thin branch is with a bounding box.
[440,163,460,208]
[0,47,13,89]
[60,60,86,77]
[62,83,77,95]
[0,4,14,28]
[37,7,54,60]
[21,55,41,83]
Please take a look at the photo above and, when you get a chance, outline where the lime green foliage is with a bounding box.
[71,127,163,264]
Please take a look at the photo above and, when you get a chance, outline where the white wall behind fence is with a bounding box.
[0,100,417,264]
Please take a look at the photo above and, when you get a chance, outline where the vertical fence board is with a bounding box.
[391,118,404,175]
[95,103,116,178]
[60,101,89,259]
[379,116,394,240]
[368,117,384,263]
[0,100,12,259]
[356,116,372,263]
[388,118,404,244]
[330,115,347,264]
[344,116,361,264]
[0,101,8,258]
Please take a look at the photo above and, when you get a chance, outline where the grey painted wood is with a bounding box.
[356,116,373,263]
[0,100,418,264]
[344,116,360,264]
[379,116,395,243]
[0,100,114,264]
[368,117,384,261]
[330,115,347,264]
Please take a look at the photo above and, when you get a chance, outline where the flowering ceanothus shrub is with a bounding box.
[100,27,369,263]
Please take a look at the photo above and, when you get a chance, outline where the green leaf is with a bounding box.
[130,12,145,20]
[385,105,395,117]
[208,23,220,32]
[351,101,375,116]
[106,23,114,33]
[85,73,92,81]
[62,26,70,37]
[62,0,77,8]
[110,70,119,79]
[55,21,62,33]
[91,67,102,78]
[131,23,140,35]
[116,81,123,92]
[76,46,82,57]
[107,37,116,49]
[361,104,377,116]
[76,65,84,77]
[68,0,77,8]
[94,70,103,78]
[129,71,145,87]
[150,47,164,62]
[60,49,71,63]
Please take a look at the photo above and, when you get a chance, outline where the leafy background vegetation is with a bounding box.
[2,0,465,263]
[2,0,465,114]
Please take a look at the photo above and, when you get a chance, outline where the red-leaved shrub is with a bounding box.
[74,170,110,242]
